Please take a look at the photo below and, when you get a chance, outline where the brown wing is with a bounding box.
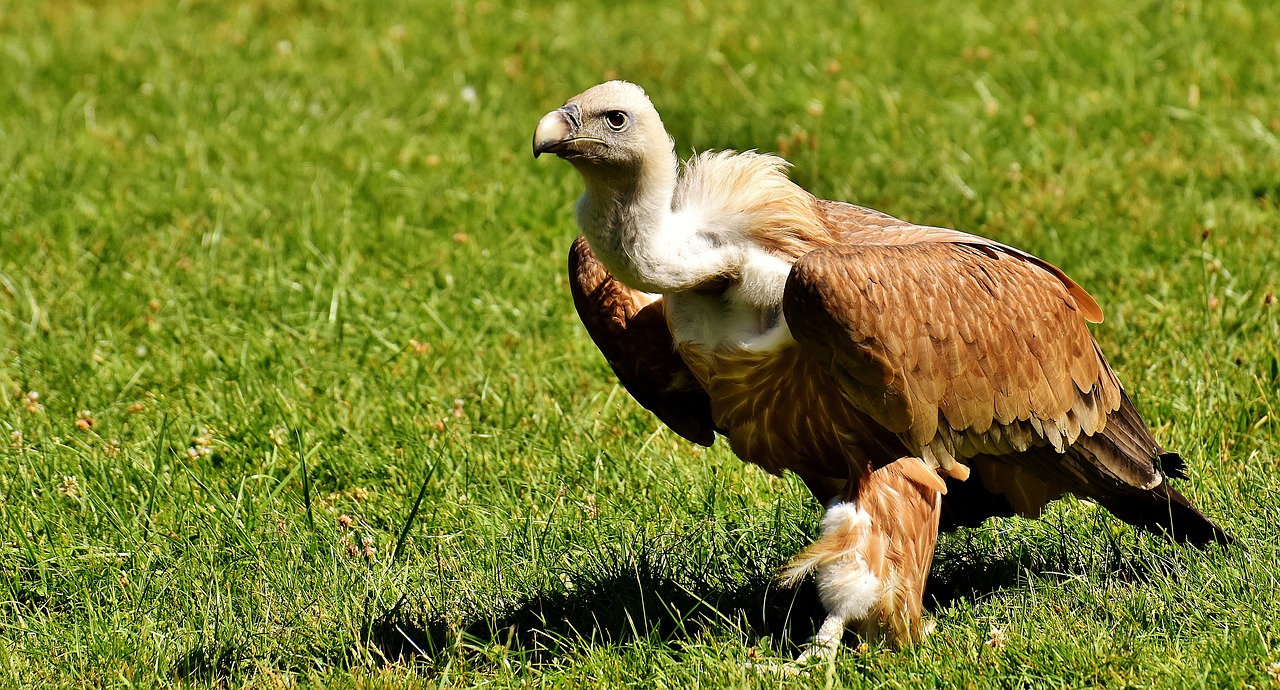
[815,200,1104,324]
[783,236,1230,544]
[569,236,718,446]
[783,240,1152,486]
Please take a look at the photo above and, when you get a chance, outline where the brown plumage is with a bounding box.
[778,457,946,645]
[569,235,717,446]
[535,81,1230,659]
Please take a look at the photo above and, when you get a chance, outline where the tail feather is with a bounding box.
[1155,451,1189,480]
[1070,390,1230,546]
[1094,483,1233,546]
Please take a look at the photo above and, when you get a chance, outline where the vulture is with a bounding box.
[532,81,1230,661]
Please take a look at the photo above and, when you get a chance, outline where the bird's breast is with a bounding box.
[663,289,791,352]
[674,339,899,482]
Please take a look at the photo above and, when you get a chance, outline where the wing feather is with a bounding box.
[783,240,1139,482]
[568,236,718,446]
[816,200,1105,323]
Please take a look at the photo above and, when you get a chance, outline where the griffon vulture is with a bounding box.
[532,81,1230,661]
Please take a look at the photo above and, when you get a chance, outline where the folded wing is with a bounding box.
[783,209,1230,544]
[785,238,1125,470]
[569,236,718,446]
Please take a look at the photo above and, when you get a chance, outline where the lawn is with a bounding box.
[2,0,1278,687]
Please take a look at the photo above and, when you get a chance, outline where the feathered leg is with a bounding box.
[779,457,946,663]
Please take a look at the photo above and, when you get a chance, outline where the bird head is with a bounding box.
[532,81,673,177]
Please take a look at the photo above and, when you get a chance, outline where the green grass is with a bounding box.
[2,0,1279,686]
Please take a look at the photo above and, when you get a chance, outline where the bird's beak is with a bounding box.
[532,104,580,158]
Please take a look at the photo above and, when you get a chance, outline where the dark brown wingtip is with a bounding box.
[1156,451,1190,481]
[1096,484,1234,547]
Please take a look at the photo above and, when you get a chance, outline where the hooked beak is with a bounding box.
[533,104,585,158]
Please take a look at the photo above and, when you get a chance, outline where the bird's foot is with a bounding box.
[792,637,841,667]
[741,631,845,676]
[742,624,849,675]
[742,660,808,678]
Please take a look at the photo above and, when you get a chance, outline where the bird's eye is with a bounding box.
[604,110,629,131]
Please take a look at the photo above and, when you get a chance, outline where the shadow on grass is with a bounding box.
[364,519,1186,670]
[928,514,1188,610]
[170,515,1185,683]
[364,556,827,667]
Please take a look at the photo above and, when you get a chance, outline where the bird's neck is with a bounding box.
[572,152,679,290]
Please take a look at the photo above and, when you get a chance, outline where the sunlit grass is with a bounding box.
[1,0,1278,687]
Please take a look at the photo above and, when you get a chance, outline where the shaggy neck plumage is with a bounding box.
[572,147,679,292]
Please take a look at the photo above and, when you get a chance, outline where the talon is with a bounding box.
[794,638,840,666]
[742,660,808,677]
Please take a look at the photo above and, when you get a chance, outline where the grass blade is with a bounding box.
[390,453,439,569]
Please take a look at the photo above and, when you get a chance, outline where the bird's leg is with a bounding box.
[792,610,849,665]
[778,457,946,664]
[862,457,946,645]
